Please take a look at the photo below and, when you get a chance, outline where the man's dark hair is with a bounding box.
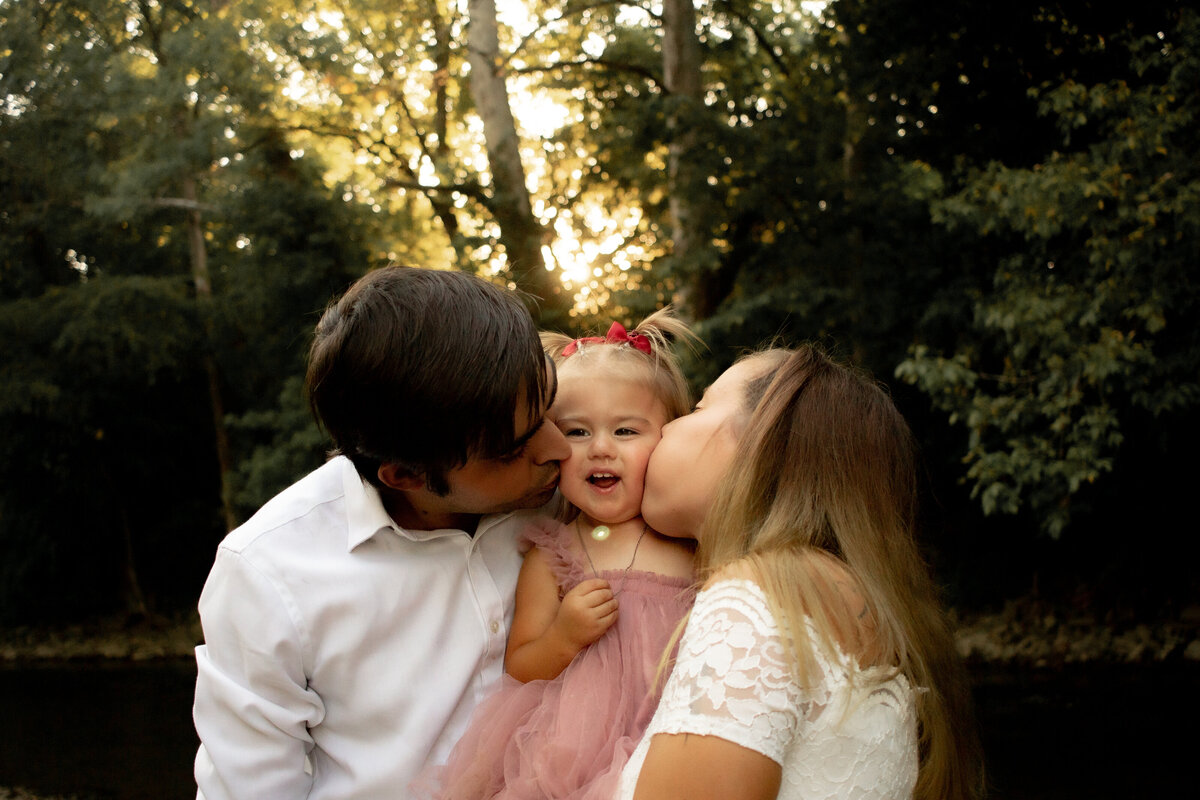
[306,266,550,494]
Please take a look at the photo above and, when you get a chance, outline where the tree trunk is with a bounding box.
[429,7,464,254]
[466,0,568,325]
[99,449,151,620]
[841,80,867,363]
[118,496,151,621]
[141,0,238,532]
[663,0,730,322]
[182,176,238,533]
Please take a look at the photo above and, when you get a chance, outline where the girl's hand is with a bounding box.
[553,578,618,648]
[506,549,617,682]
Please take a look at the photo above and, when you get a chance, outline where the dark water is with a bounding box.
[1,659,198,799]
[971,662,1199,799]
[0,659,1196,799]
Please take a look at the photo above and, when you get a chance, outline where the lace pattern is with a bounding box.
[617,578,918,800]
[658,581,805,763]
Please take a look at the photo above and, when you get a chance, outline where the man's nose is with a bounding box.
[531,420,570,464]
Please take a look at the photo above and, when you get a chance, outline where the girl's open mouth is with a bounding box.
[587,472,619,489]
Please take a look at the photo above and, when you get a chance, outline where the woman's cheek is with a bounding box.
[642,453,682,536]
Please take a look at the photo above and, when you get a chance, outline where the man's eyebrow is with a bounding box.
[544,356,559,409]
[503,414,542,457]
[499,358,558,457]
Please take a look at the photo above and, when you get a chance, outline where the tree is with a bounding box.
[897,6,1200,536]
[0,0,367,621]
[0,276,216,622]
[467,0,565,322]
[524,1,855,348]
[245,0,572,322]
[662,0,723,321]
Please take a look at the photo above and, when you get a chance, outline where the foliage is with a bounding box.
[226,375,329,521]
[897,7,1199,536]
[521,3,672,322]
[0,276,219,623]
[2,0,1198,624]
[0,0,360,621]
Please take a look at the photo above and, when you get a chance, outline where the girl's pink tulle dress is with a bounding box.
[420,519,695,800]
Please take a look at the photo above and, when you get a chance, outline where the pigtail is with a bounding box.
[543,308,703,422]
[540,330,577,362]
[628,306,703,359]
[631,308,701,420]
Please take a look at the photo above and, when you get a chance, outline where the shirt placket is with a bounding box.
[465,536,508,683]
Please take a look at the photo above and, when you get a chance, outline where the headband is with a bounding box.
[562,321,652,357]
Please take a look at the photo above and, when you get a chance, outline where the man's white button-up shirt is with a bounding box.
[193,456,533,799]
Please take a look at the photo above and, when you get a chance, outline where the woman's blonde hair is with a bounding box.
[696,345,984,800]
[541,307,699,422]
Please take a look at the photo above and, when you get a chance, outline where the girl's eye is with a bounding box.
[564,428,588,438]
[616,427,639,436]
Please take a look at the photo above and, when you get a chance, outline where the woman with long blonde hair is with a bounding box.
[616,345,984,800]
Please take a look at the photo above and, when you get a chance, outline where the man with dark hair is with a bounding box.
[193,267,570,798]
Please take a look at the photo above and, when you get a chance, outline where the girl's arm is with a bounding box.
[632,733,781,800]
[504,548,618,682]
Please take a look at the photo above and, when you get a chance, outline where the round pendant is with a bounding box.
[590,525,611,541]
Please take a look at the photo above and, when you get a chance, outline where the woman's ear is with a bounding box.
[377,462,426,492]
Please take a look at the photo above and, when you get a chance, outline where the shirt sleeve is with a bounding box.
[646,580,807,765]
[193,547,325,799]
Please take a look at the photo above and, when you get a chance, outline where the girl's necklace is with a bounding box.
[574,517,649,595]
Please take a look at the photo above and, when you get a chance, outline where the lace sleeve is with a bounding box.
[649,579,813,765]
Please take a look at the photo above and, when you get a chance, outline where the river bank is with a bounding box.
[3,605,1199,800]
[0,612,202,663]
[4,599,1199,667]
[3,641,1198,800]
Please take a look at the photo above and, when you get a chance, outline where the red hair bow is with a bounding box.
[562,322,652,356]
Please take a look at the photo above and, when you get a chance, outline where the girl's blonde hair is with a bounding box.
[696,346,984,800]
[541,307,700,422]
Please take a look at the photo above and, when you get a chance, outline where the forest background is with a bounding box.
[1,0,1196,663]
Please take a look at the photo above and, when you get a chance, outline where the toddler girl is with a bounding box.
[422,309,699,800]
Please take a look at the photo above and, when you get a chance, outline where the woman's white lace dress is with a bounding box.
[616,579,918,800]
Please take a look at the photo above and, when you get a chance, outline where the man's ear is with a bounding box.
[377,462,426,492]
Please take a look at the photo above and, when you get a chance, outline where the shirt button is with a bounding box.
[490,621,500,634]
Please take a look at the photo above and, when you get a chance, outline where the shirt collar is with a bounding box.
[342,458,397,550]
[340,457,527,550]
